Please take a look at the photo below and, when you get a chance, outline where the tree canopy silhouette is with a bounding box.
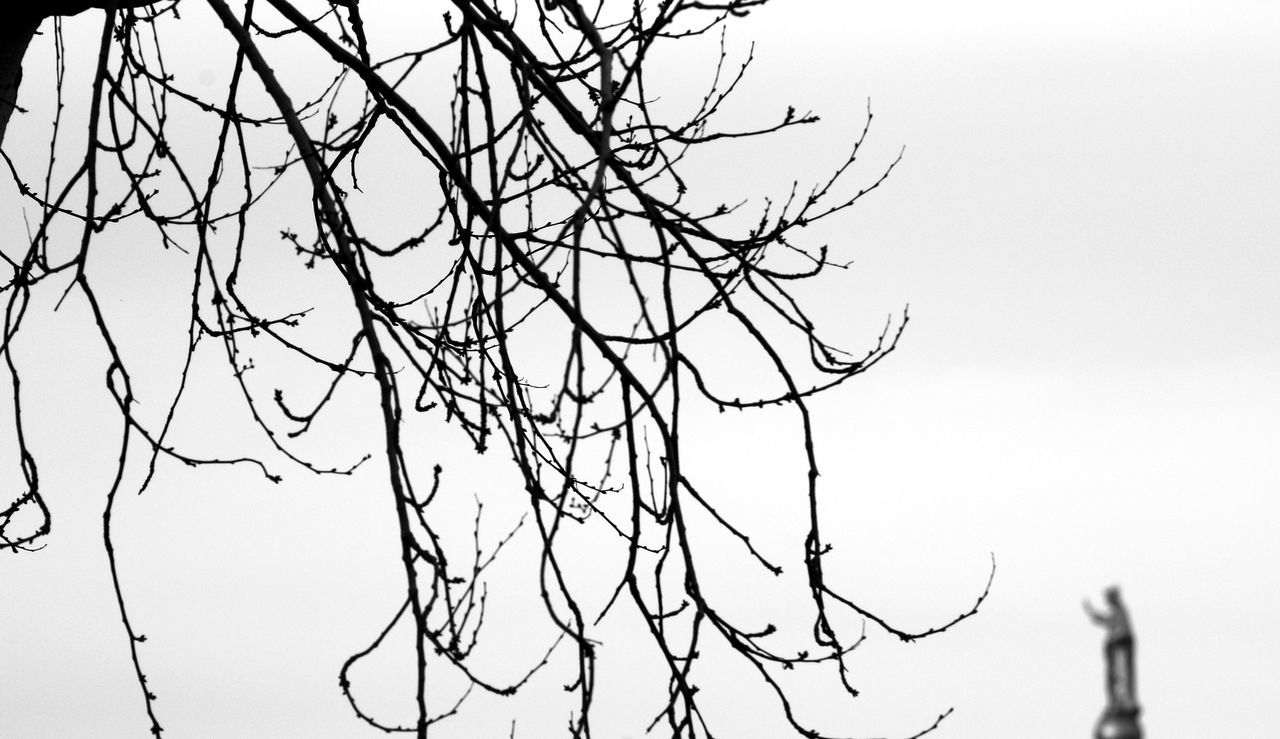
[0,1,992,737]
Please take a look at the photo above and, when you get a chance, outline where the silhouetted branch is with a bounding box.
[1,2,992,737]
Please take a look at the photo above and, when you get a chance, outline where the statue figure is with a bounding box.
[1085,586,1143,739]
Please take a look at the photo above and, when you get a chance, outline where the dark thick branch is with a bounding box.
[0,2,160,146]
[0,17,41,146]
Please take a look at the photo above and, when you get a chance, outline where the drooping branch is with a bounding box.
[1,2,992,737]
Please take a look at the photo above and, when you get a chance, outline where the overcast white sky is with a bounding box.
[2,1,1278,737]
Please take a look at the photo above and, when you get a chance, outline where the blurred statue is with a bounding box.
[1085,586,1143,739]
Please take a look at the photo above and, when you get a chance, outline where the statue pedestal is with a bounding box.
[1095,709,1142,739]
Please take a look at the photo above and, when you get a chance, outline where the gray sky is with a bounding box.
[2,1,1278,737]
[748,2,1280,735]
